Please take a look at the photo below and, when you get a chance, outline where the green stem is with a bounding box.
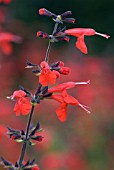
[45,22,59,63]
[18,105,35,167]
[45,41,52,63]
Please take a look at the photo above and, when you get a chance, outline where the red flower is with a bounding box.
[8,90,31,116]
[9,90,26,99]
[58,61,70,75]
[39,61,60,86]
[65,28,110,54]
[48,80,90,93]
[0,0,11,4]
[32,166,40,170]
[48,81,90,122]
[0,32,22,55]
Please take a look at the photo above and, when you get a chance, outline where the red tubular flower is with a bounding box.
[48,80,90,93]
[51,90,90,122]
[48,81,90,122]
[64,28,110,54]
[8,90,31,116]
[39,61,60,86]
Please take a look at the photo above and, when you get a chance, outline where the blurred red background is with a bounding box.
[0,0,114,170]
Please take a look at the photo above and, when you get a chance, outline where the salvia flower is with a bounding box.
[26,60,70,86]
[39,61,60,86]
[7,90,31,116]
[47,81,91,122]
[64,28,110,54]
[39,8,75,24]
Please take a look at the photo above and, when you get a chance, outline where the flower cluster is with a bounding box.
[7,122,43,145]
[1,6,110,170]
[26,60,70,86]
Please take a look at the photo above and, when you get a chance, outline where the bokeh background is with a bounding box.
[0,0,114,170]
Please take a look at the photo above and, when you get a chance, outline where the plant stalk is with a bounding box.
[18,105,35,167]
[45,22,59,63]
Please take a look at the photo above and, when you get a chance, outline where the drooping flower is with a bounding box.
[64,28,110,54]
[7,90,31,116]
[47,81,90,122]
[0,32,22,55]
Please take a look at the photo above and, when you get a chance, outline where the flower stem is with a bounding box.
[18,105,35,167]
[45,22,59,63]
[45,41,52,63]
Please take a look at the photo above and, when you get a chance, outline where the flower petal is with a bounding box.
[56,103,67,122]
[48,82,76,93]
[76,35,88,54]
[62,90,79,105]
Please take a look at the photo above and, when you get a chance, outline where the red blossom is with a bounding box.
[58,61,71,75]
[48,80,90,93]
[48,81,91,122]
[10,90,26,99]
[32,166,40,170]
[0,32,22,55]
[8,90,31,116]
[39,61,60,86]
[0,0,11,4]
[65,28,110,54]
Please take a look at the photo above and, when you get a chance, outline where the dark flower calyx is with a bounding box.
[39,8,75,24]
[19,85,31,96]
[31,135,43,142]
[37,30,69,43]
[39,8,56,19]
[0,157,13,168]
[41,86,48,95]
[7,127,25,142]
[29,122,41,137]
[61,11,72,18]
[26,60,38,68]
